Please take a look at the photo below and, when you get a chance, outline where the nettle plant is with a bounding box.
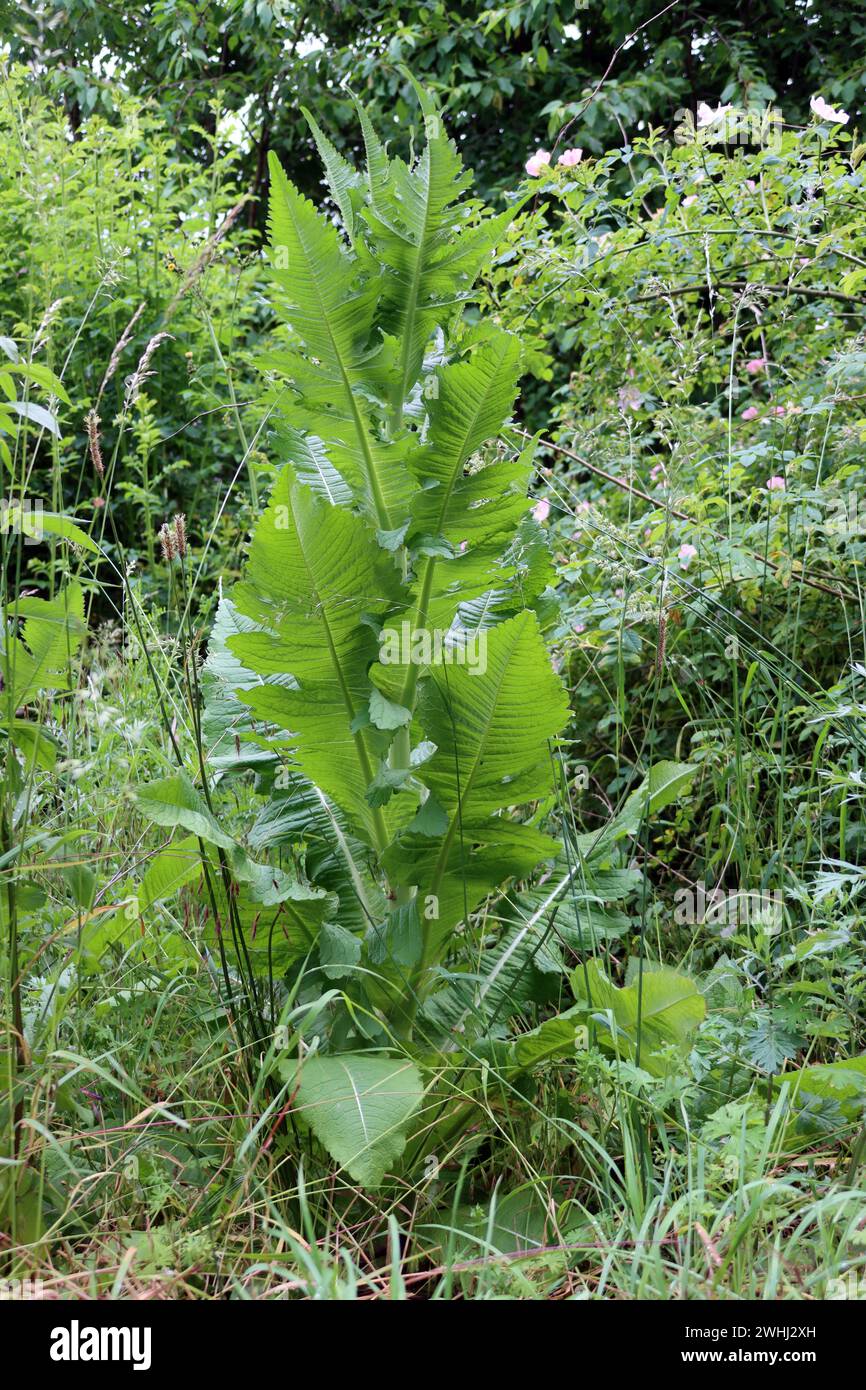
[138,81,702,1187]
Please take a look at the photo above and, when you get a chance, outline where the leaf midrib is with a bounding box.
[290,490,388,850]
[427,616,526,914]
[283,185,392,530]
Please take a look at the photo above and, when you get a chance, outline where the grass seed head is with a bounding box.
[84,408,104,477]
[159,521,175,563]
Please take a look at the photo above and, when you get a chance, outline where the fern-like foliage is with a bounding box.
[206,79,570,1041]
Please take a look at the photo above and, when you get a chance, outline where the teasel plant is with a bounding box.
[137,76,701,1188]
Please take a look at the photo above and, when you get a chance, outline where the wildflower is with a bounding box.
[741,406,759,420]
[766,475,786,491]
[772,404,787,417]
[697,101,732,128]
[679,543,698,569]
[746,357,767,375]
[173,513,187,558]
[682,194,698,208]
[532,498,550,522]
[557,148,582,168]
[525,149,551,176]
[618,384,642,412]
[92,496,105,509]
[810,95,849,125]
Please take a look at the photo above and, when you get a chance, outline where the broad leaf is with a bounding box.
[571,959,706,1075]
[228,476,402,846]
[287,1053,424,1188]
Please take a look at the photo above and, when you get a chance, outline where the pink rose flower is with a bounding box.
[746,357,768,375]
[532,497,550,522]
[741,406,759,420]
[557,148,583,167]
[525,149,551,177]
[679,543,698,569]
[766,476,786,491]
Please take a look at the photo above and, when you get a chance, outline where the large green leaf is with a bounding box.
[7,719,58,770]
[571,959,706,1076]
[267,151,376,386]
[384,610,570,962]
[136,772,236,850]
[362,74,472,412]
[1,582,86,709]
[287,1053,424,1188]
[138,834,202,908]
[32,510,98,552]
[266,152,407,527]
[302,106,360,241]
[411,332,523,541]
[387,331,530,644]
[227,477,401,847]
[777,1055,866,1121]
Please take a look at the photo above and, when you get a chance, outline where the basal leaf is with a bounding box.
[288,1053,424,1188]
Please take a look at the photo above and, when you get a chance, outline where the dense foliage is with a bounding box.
[5,0,864,207]
[2,12,866,1300]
